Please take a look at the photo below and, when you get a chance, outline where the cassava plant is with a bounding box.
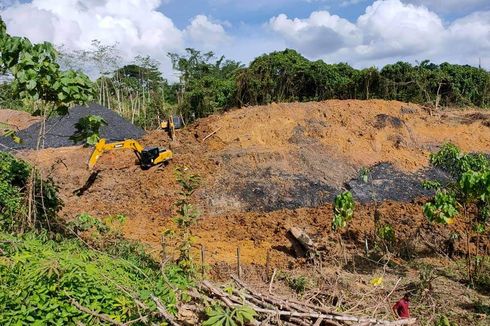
[165,166,201,276]
[423,143,490,282]
[332,191,355,231]
[0,230,187,325]
[203,304,256,326]
[332,191,355,263]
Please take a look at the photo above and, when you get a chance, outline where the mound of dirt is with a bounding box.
[198,100,490,213]
[16,99,490,267]
[0,104,144,150]
[0,109,41,135]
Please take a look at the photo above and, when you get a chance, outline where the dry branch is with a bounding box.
[151,295,180,326]
[202,127,222,142]
[198,276,417,326]
[71,299,123,326]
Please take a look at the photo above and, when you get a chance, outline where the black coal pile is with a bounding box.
[0,104,144,150]
[234,168,337,212]
[346,163,452,203]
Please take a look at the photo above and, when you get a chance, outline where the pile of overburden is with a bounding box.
[0,104,144,150]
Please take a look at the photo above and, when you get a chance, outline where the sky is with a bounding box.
[1,0,489,80]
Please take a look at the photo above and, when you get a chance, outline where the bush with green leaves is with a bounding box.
[423,143,490,280]
[69,114,107,145]
[287,275,310,294]
[434,315,458,326]
[332,191,355,231]
[0,231,190,325]
[377,223,396,253]
[0,152,61,232]
[1,17,94,115]
[203,304,256,326]
[423,191,459,225]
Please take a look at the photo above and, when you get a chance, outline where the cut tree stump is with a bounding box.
[288,227,316,257]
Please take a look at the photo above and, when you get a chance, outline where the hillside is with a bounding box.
[9,99,490,325]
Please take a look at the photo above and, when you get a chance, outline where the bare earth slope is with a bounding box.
[13,99,490,325]
[15,100,490,263]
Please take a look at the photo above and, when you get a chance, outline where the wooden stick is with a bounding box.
[233,275,331,315]
[289,317,311,326]
[151,295,180,326]
[205,277,417,326]
[265,249,271,280]
[203,281,417,325]
[71,299,123,325]
[202,127,222,142]
[237,247,242,279]
[325,321,343,326]
[313,317,324,326]
[269,268,277,294]
[200,244,205,278]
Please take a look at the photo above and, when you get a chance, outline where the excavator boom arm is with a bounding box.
[88,138,144,169]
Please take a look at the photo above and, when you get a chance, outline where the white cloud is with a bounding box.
[2,0,184,54]
[356,0,445,59]
[444,11,490,64]
[269,11,360,56]
[1,0,489,75]
[184,15,230,51]
[305,0,366,6]
[268,0,490,69]
[0,0,231,79]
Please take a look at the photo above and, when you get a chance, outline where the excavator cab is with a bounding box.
[140,147,162,170]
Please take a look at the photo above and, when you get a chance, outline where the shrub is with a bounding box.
[332,191,355,231]
[0,231,189,325]
[0,152,61,232]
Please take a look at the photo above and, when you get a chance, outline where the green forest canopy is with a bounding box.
[53,48,490,125]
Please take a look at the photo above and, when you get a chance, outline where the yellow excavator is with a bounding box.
[88,138,173,170]
[160,115,183,140]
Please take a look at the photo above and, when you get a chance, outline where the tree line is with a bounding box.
[236,50,490,109]
[63,48,490,127]
[1,28,489,129]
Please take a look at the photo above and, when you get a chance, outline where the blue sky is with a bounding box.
[159,0,367,29]
[159,0,489,30]
[1,0,489,77]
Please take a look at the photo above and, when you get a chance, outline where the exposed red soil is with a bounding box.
[13,100,490,267]
[0,109,41,135]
